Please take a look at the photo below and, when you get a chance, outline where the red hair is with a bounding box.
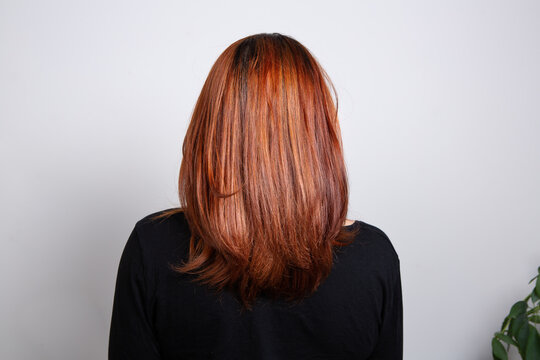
[153,33,359,311]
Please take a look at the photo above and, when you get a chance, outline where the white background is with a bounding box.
[1,1,539,359]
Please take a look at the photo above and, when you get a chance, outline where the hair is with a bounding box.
[152,32,360,311]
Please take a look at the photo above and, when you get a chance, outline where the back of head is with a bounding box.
[155,33,359,311]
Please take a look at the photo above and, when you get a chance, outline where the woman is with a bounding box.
[109,32,402,359]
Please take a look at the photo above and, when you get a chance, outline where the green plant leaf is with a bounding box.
[501,315,511,331]
[509,318,516,336]
[525,325,540,360]
[535,275,540,299]
[495,332,518,347]
[510,314,526,338]
[530,315,540,324]
[532,291,540,305]
[492,337,508,360]
[516,318,530,354]
[510,301,528,318]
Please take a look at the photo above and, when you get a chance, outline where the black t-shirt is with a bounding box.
[108,209,403,359]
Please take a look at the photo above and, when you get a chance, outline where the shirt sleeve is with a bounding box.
[108,225,161,360]
[368,257,403,360]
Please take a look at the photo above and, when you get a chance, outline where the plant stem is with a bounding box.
[527,304,540,315]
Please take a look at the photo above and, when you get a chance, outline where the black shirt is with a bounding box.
[108,209,403,359]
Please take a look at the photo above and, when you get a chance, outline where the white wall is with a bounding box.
[1,1,539,359]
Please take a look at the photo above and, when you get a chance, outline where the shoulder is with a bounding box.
[343,220,400,274]
[356,220,399,260]
[134,207,188,234]
[131,207,190,258]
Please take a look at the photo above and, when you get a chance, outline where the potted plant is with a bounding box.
[492,266,540,360]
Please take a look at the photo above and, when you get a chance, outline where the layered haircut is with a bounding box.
[153,33,360,311]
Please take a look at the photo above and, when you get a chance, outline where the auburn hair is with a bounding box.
[152,32,360,311]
